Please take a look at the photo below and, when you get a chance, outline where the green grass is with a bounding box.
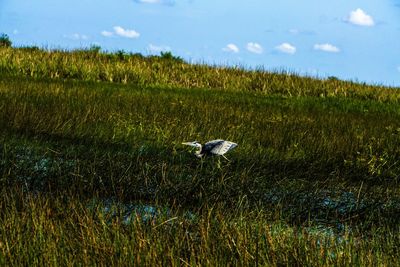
[1,46,400,100]
[0,47,400,265]
[1,188,399,266]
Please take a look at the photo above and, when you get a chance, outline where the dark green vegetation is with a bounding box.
[1,46,400,265]
[0,34,12,48]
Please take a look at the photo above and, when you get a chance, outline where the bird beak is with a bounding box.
[182,142,192,146]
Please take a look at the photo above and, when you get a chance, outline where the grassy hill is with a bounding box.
[0,47,399,265]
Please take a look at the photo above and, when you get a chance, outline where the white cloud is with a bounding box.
[222,43,239,53]
[64,33,89,40]
[101,31,113,37]
[314,43,340,53]
[288,29,315,35]
[13,29,19,35]
[113,26,140,38]
[246,42,263,54]
[101,26,140,38]
[275,43,296,54]
[347,8,375,26]
[147,44,171,53]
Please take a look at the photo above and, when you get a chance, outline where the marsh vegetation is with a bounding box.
[0,46,399,265]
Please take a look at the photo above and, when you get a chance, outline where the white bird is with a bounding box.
[182,139,238,160]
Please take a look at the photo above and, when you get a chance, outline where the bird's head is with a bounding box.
[182,141,202,148]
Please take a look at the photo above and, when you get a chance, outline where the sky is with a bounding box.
[1,0,400,86]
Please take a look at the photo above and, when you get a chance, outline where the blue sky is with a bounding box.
[1,0,400,86]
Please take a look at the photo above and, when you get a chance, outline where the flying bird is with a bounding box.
[182,139,238,160]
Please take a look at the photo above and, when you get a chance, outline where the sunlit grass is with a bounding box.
[1,46,399,101]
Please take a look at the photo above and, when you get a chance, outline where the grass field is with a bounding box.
[0,47,400,265]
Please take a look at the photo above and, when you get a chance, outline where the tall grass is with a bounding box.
[1,47,399,101]
[1,47,400,265]
[1,188,399,266]
[1,76,399,219]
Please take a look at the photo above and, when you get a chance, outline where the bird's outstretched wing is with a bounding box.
[209,140,238,155]
[203,139,224,151]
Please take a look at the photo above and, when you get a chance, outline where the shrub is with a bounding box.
[160,51,184,63]
[0,33,12,47]
[88,45,101,54]
[18,46,40,52]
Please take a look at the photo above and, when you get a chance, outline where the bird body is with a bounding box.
[182,139,238,159]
